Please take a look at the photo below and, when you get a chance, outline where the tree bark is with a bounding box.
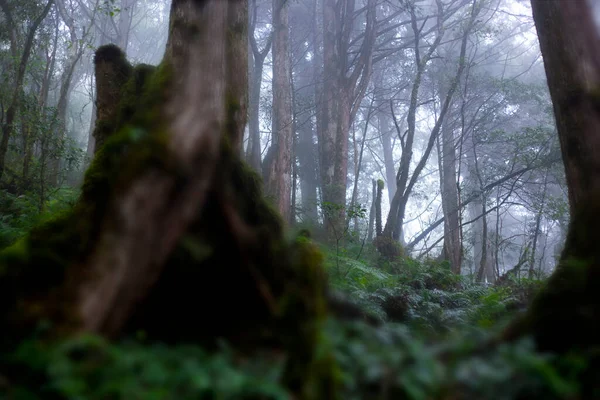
[367,179,376,241]
[348,100,374,233]
[319,0,341,235]
[117,0,135,51]
[295,87,319,222]
[265,0,293,223]
[81,0,230,335]
[441,121,462,273]
[319,0,376,238]
[246,0,272,171]
[225,0,248,152]
[528,169,549,278]
[378,112,397,204]
[375,179,384,237]
[86,5,132,159]
[530,0,600,213]
[383,3,444,244]
[92,45,133,152]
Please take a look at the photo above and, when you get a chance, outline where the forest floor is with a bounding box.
[0,189,584,400]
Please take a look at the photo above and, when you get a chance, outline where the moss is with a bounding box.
[0,237,27,269]
[113,142,338,397]
[93,45,134,150]
[0,212,82,346]
[94,44,130,69]
[1,48,337,398]
[279,236,339,398]
[115,64,158,129]
[232,156,284,232]
[0,58,173,347]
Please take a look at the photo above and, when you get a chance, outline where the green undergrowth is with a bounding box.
[0,208,583,400]
[324,244,545,337]
[0,188,79,249]
[0,319,585,400]
[328,320,584,399]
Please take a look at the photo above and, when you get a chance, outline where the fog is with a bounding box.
[0,0,567,281]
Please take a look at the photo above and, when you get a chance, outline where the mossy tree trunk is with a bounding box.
[0,0,335,397]
[92,45,133,152]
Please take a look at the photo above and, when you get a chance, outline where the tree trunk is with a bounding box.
[311,0,324,221]
[529,169,549,278]
[367,179,376,241]
[530,0,600,214]
[86,97,97,156]
[441,121,462,273]
[296,91,319,222]
[381,2,477,254]
[265,0,293,223]
[86,9,123,158]
[319,0,376,239]
[375,179,383,237]
[378,112,397,204]
[382,3,444,245]
[117,0,135,51]
[319,0,341,236]
[91,45,133,152]
[247,55,264,170]
[246,0,272,171]
[348,101,374,234]
[225,0,248,152]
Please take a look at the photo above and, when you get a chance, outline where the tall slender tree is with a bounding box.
[319,0,377,238]
[246,0,272,170]
[265,0,293,223]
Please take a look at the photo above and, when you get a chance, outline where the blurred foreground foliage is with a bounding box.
[1,320,583,400]
[0,193,584,399]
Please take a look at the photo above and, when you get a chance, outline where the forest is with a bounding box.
[0,0,599,398]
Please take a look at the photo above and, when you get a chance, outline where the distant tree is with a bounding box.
[246,0,272,171]
[319,0,377,238]
[380,0,478,258]
[264,0,293,223]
